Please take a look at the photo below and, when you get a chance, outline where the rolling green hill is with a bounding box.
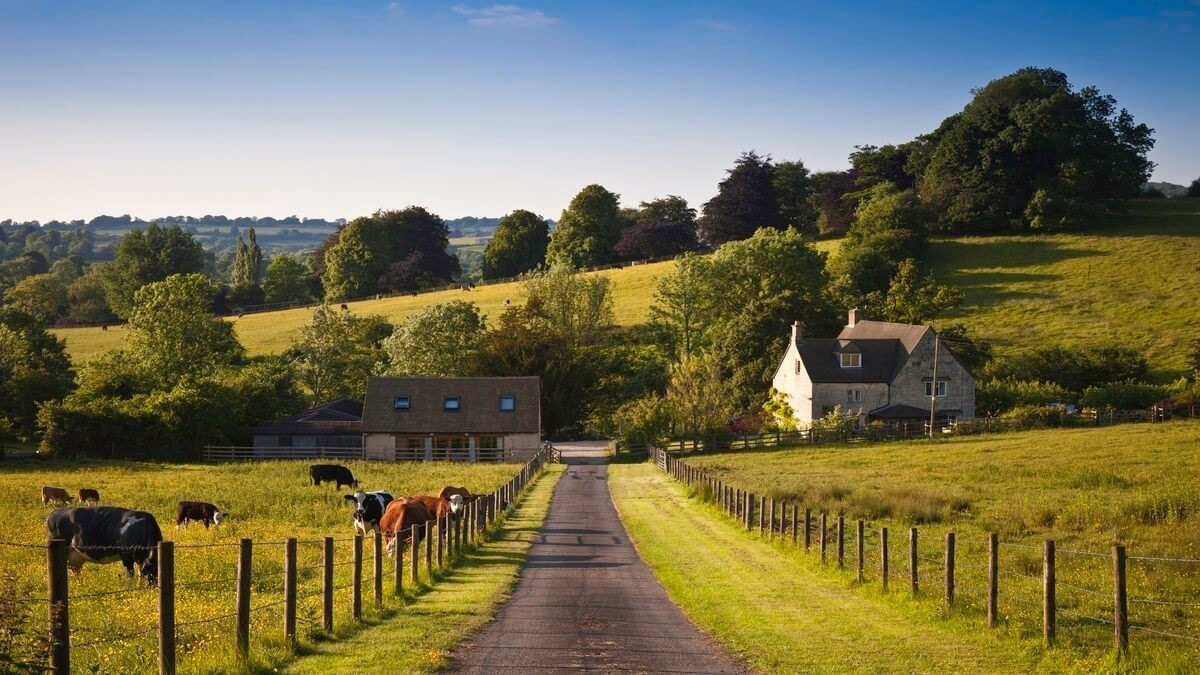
[52,200,1199,375]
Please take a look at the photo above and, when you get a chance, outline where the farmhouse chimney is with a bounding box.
[791,320,802,343]
[847,307,863,327]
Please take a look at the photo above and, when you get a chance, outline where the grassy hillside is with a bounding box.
[684,422,1200,666]
[930,198,1200,376]
[0,458,531,673]
[50,200,1198,371]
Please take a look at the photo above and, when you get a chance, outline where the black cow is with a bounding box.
[176,501,226,528]
[46,507,163,585]
[344,490,394,536]
[310,464,358,489]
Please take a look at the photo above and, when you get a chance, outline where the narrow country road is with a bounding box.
[447,442,746,674]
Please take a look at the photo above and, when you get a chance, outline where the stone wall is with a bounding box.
[889,332,976,419]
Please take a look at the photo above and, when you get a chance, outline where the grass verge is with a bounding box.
[609,461,1096,673]
[283,463,564,673]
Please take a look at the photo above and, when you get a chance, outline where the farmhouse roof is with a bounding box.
[837,319,930,355]
[362,376,541,435]
[255,399,363,435]
[794,339,904,383]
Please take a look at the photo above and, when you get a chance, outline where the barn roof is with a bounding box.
[362,376,541,435]
[255,399,363,435]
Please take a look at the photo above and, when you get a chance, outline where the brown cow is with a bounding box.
[78,488,100,505]
[437,485,476,502]
[406,494,464,521]
[41,486,72,505]
[379,499,434,558]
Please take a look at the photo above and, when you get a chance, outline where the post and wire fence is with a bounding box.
[3,446,555,674]
[654,448,1200,659]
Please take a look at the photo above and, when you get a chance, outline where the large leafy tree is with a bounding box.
[286,305,390,405]
[1188,179,1200,198]
[920,67,1155,233]
[665,351,737,441]
[104,224,207,318]
[614,196,698,260]
[66,265,116,325]
[381,301,486,376]
[126,274,244,388]
[773,160,819,236]
[880,259,963,324]
[262,254,314,304]
[231,227,264,288]
[0,308,74,440]
[546,184,625,268]
[697,151,784,246]
[480,210,550,280]
[808,170,858,236]
[648,253,713,358]
[4,273,67,324]
[321,207,459,300]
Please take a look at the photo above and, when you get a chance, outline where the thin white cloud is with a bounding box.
[385,2,404,15]
[451,4,557,28]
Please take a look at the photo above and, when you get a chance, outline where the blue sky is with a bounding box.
[1,1,1196,222]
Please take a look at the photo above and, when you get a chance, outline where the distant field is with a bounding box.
[686,422,1200,664]
[50,200,1200,371]
[0,458,523,673]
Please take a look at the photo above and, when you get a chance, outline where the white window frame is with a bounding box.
[840,353,861,368]
[847,388,863,403]
[499,395,516,413]
[925,381,947,398]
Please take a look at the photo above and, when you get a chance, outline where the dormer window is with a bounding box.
[394,396,410,411]
[499,395,516,412]
[443,396,461,411]
[840,353,861,368]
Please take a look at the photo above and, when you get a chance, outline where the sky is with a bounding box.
[1,0,1197,223]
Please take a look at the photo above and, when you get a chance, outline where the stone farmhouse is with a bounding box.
[771,309,975,428]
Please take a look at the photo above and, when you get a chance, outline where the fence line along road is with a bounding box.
[653,448,1200,658]
[201,444,556,463]
[24,446,555,675]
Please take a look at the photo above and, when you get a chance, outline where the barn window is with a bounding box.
[394,396,410,411]
[443,396,461,411]
[499,395,516,412]
[840,353,861,368]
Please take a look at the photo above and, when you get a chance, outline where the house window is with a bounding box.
[795,359,802,374]
[846,388,863,403]
[499,395,516,412]
[925,381,947,397]
[840,353,861,368]
[394,396,410,411]
[443,396,461,411]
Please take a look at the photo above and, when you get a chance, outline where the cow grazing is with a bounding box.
[309,464,358,490]
[41,486,72,505]
[78,488,100,505]
[46,507,163,585]
[406,494,464,521]
[344,490,394,536]
[176,501,226,528]
[379,499,434,558]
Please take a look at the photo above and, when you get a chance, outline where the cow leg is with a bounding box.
[203,519,210,529]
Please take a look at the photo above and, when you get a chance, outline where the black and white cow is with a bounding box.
[46,507,163,585]
[344,490,394,536]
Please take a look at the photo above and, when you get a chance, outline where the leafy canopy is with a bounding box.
[381,300,486,376]
[546,184,625,268]
[481,210,550,280]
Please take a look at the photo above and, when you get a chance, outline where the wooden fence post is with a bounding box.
[285,539,297,645]
[393,535,403,597]
[987,533,998,628]
[744,493,753,531]
[352,536,363,620]
[1044,540,1055,647]
[945,532,955,606]
[424,520,433,577]
[758,496,766,536]
[837,516,845,569]
[455,514,463,559]
[237,538,252,658]
[856,520,864,582]
[820,513,827,564]
[792,504,799,545]
[322,537,334,632]
[372,531,382,609]
[769,499,777,538]
[804,508,812,550]
[410,525,420,584]
[437,516,445,569]
[880,527,889,592]
[47,540,69,675]
[158,541,175,675]
[1113,544,1128,652]
[909,528,918,596]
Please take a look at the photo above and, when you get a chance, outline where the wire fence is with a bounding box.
[656,448,1200,660]
[3,445,554,674]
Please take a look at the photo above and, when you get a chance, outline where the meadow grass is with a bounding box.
[0,458,534,673]
[610,461,1062,673]
[680,421,1200,670]
[283,463,563,674]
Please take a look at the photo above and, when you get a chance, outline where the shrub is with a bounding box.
[1002,405,1064,429]
[1080,379,1170,410]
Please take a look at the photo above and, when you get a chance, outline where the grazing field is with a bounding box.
[931,198,1200,377]
[681,422,1200,669]
[0,458,528,673]
[50,200,1200,375]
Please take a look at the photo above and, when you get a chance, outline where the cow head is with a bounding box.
[140,547,159,586]
[212,511,226,526]
[448,494,464,517]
